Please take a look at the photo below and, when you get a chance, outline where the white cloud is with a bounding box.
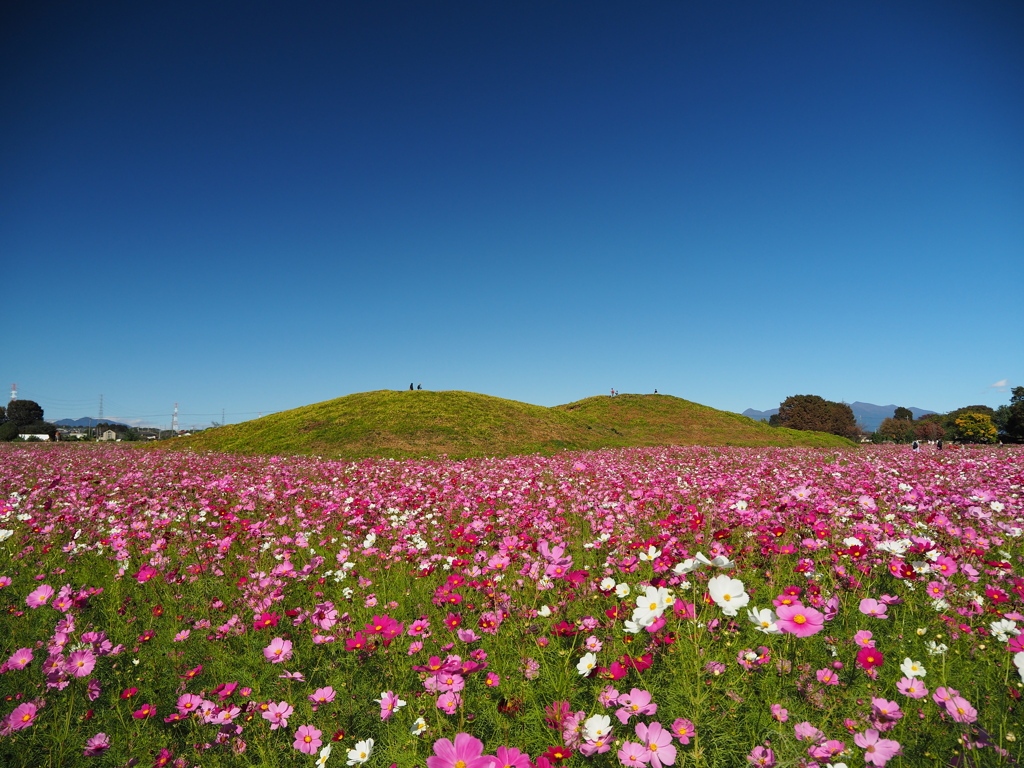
[989,379,1009,391]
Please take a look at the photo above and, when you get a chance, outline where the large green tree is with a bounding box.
[772,394,859,439]
[6,400,44,427]
[995,386,1024,443]
[893,407,914,421]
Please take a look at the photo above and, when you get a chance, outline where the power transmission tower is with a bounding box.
[98,394,104,420]
[171,403,178,433]
[9,383,16,401]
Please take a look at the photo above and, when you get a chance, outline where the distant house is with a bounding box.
[18,434,51,441]
[99,430,118,441]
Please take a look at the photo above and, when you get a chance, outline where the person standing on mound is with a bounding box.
[410,383,414,391]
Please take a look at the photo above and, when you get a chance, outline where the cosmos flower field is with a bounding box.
[1,444,1023,768]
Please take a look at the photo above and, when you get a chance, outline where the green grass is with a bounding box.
[150,390,854,460]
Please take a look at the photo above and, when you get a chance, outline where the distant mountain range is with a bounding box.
[52,418,129,428]
[742,402,936,433]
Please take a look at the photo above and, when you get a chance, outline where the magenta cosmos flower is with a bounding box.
[774,604,825,637]
[294,724,323,754]
[426,732,493,768]
[83,732,111,756]
[6,702,38,731]
[26,584,54,609]
[263,637,293,664]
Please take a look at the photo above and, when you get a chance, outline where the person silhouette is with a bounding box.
[417,384,422,390]
[409,383,414,391]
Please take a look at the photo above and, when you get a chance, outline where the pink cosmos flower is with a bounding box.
[635,721,676,768]
[66,649,97,678]
[812,668,836,686]
[263,637,293,664]
[856,647,884,670]
[853,630,875,647]
[859,598,888,619]
[770,704,788,722]
[793,722,823,742]
[854,729,901,766]
[485,672,500,688]
[293,724,323,755]
[436,691,461,714]
[26,584,54,609]
[746,746,775,767]
[6,702,38,731]
[896,677,928,699]
[945,696,977,723]
[6,648,33,671]
[426,732,493,768]
[615,688,657,724]
[176,694,204,716]
[807,740,845,760]
[670,718,695,745]
[132,703,156,719]
[83,732,111,756]
[617,741,650,767]
[262,701,294,730]
[774,604,824,637]
[310,687,336,708]
[375,691,405,720]
[494,746,532,768]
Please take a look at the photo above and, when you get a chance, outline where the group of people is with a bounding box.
[409,383,422,390]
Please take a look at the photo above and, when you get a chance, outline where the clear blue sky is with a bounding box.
[3,1,1022,429]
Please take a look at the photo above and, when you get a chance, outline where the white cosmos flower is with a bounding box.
[537,605,552,617]
[584,714,612,742]
[697,551,735,569]
[899,658,926,678]
[316,745,332,767]
[1014,651,1024,683]
[707,575,749,616]
[576,652,598,676]
[638,546,662,562]
[747,607,781,634]
[410,717,428,736]
[990,619,1019,642]
[347,739,374,766]
[673,558,704,575]
[925,641,948,656]
[622,619,642,634]
[635,585,673,617]
[614,582,631,598]
[600,577,616,591]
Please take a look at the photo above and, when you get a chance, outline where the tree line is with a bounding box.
[0,400,55,441]
[767,389,1024,444]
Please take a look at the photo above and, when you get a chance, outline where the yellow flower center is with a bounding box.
[794,615,806,624]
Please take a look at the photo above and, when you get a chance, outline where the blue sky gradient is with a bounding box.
[3,1,1022,428]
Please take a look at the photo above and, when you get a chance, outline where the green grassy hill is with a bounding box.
[152,390,854,459]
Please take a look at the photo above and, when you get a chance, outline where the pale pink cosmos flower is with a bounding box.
[615,688,657,724]
[945,696,977,723]
[493,746,531,768]
[617,741,649,768]
[896,677,928,699]
[263,637,293,664]
[636,721,676,768]
[83,732,110,756]
[793,722,823,742]
[770,704,788,722]
[854,728,901,766]
[859,598,888,619]
[176,694,204,716]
